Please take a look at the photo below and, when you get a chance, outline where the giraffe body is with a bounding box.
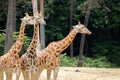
[0,13,35,80]
[21,23,40,80]
[20,12,46,80]
[36,22,92,80]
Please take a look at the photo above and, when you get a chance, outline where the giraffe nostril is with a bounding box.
[87,31,92,35]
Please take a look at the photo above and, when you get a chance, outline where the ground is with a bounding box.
[39,67,120,80]
[5,67,120,80]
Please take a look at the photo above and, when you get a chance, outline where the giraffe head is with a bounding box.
[73,22,92,35]
[34,12,46,25]
[20,13,36,25]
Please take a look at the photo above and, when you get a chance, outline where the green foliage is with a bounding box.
[60,53,118,68]
[83,56,113,68]
[60,53,78,67]
[0,32,6,55]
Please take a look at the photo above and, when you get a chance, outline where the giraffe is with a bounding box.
[20,12,46,80]
[36,22,92,80]
[0,13,36,80]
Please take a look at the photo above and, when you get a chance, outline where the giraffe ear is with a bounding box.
[20,17,26,21]
[78,21,81,25]
[25,13,29,17]
[34,12,39,16]
[20,18,23,21]
[40,11,43,15]
[72,26,75,28]
[40,11,44,18]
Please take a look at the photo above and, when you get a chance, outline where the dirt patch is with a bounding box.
[39,67,120,80]
[5,67,120,80]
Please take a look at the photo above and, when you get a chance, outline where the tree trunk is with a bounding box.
[77,34,85,67]
[4,0,16,53]
[32,0,38,13]
[40,0,45,49]
[84,37,89,56]
[77,5,91,67]
[31,0,41,50]
[13,0,16,31]
[69,0,73,58]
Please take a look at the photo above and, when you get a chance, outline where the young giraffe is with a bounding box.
[36,22,92,80]
[20,12,46,80]
[0,13,36,80]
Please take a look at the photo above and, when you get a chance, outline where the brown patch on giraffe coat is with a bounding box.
[29,50,34,55]
[52,46,55,50]
[12,65,16,68]
[20,39,23,42]
[27,53,32,58]
[62,40,66,44]
[56,46,60,49]
[21,31,24,34]
[20,35,24,38]
[17,45,21,50]
[15,55,19,59]
[70,35,74,39]
[62,45,66,50]
[44,55,48,60]
[14,50,17,54]
[50,62,54,66]
[33,41,36,44]
[68,39,71,44]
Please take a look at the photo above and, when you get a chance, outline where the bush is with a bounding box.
[60,53,118,68]
[83,56,112,68]
[60,53,78,67]
[0,33,5,55]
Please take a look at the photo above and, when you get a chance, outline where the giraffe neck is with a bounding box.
[36,24,41,51]
[26,24,39,55]
[55,29,77,54]
[9,22,26,54]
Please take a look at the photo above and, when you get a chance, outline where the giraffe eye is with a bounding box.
[80,27,84,29]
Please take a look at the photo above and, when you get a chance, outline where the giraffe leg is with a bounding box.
[16,70,21,80]
[47,69,52,80]
[31,68,43,80]
[5,69,12,80]
[0,69,4,80]
[16,61,21,80]
[53,66,59,80]
[22,70,30,80]
[36,68,43,80]
[31,71,37,80]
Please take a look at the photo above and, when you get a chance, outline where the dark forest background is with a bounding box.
[0,0,120,67]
